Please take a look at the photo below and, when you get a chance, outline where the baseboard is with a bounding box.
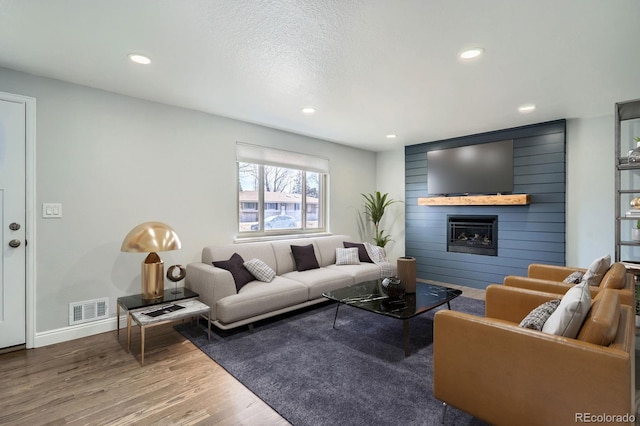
[34,315,127,348]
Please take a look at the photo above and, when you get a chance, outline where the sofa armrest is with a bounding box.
[433,310,633,426]
[185,263,237,321]
[528,263,586,281]
[485,284,561,323]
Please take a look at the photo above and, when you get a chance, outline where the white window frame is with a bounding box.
[237,142,329,237]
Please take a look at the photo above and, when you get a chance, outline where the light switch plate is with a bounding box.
[43,202,62,218]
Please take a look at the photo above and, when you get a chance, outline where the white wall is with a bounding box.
[0,67,377,344]
[566,115,614,266]
[375,148,405,262]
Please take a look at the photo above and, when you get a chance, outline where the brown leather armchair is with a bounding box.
[433,285,635,426]
[503,262,634,306]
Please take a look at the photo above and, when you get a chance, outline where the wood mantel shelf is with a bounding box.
[418,194,530,206]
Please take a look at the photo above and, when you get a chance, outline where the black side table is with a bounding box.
[116,287,199,349]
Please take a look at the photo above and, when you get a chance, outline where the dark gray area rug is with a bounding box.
[177,296,489,426]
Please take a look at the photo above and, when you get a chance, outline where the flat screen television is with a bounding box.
[427,139,514,195]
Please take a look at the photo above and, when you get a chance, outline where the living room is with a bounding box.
[1,1,639,425]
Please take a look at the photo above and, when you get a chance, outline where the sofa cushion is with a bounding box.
[282,268,353,299]
[577,290,621,346]
[542,281,591,338]
[291,244,320,271]
[582,254,611,286]
[244,258,276,283]
[599,262,627,290]
[519,299,561,331]
[213,253,255,292]
[343,241,374,263]
[336,247,360,265]
[216,276,309,324]
[563,271,584,284]
[325,263,383,282]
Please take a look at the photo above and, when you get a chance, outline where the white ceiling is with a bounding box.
[0,1,638,152]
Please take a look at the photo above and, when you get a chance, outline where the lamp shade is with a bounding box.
[121,221,182,253]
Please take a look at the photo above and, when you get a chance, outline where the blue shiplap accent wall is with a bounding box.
[405,120,566,289]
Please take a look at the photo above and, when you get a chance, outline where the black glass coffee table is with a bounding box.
[323,280,462,356]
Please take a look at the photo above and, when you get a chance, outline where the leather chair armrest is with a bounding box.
[504,276,635,308]
[485,284,561,323]
[433,310,633,426]
[504,275,574,295]
[528,263,587,281]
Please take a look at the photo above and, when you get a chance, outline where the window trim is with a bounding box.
[237,143,328,238]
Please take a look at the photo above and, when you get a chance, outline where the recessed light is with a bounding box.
[128,53,151,65]
[459,48,484,60]
[386,134,397,139]
[518,104,536,113]
[301,107,316,114]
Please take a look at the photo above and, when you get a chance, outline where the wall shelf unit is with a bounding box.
[417,194,530,206]
[615,99,640,263]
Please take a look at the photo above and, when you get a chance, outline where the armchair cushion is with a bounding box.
[563,271,584,283]
[519,299,560,330]
[542,281,591,338]
[582,254,611,286]
[577,289,621,346]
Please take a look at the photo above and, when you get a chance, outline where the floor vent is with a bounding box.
[69,297,109,325]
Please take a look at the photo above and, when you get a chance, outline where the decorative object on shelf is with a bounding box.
[121,222,182,301]
[628,137,640,163]
[167,264,187,294]
[632,221,640,242]
[361,191,399,247]
[397,256,416,293]
[381,276,405,299]
[630,197,640,208]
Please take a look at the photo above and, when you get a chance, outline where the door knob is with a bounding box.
[9,223,21,231]
[8,239,21,248]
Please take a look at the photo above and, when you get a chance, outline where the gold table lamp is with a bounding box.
[121,221,182,300]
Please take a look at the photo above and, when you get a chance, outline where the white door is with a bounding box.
[0,98,26,348]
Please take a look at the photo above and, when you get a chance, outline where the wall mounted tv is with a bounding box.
[427,139,514,195]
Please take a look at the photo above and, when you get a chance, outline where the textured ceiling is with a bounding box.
[0,0,638,152]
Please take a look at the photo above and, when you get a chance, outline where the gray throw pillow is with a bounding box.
[519,299,561,331]
[244,258,276,282]
[563,271,584,284]
[582,254,611,286]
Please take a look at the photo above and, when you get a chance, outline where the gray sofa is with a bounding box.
[186,234,395,330]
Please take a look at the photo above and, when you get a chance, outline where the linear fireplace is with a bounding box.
[447,215,498,256]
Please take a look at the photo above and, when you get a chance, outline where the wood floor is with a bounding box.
[0,322,291,426]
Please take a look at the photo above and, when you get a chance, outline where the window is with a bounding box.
[237,143,328,235]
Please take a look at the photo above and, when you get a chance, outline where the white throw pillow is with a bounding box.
[243,258,276,283]
[582,254,611,286]
[542,281,591,338]
[336,247,360,265]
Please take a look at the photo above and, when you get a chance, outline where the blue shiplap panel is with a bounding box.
[405,120,566,290]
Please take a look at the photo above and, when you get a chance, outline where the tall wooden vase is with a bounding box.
[397,256,416,293]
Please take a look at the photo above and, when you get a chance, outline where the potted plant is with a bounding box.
[361,191,399,247]
[633,220,640,242]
